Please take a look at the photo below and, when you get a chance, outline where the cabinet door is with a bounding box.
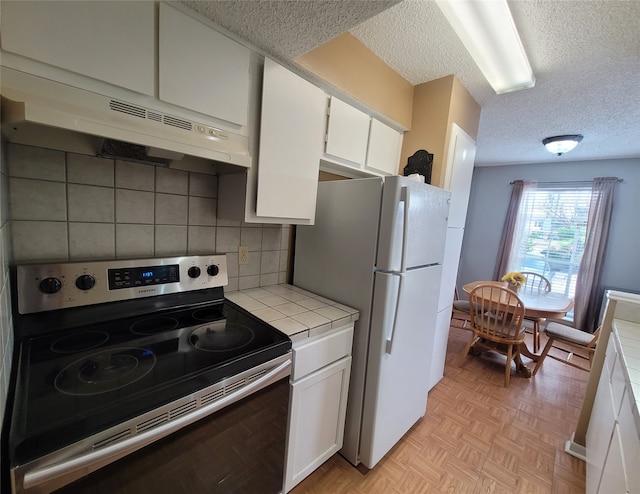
[619,388,640,494]
[256,58,326,222]
[598,424,629,494]
[365,119,403,175]
[325,97,371,165]
[586,346,617,494]
[443,123,476,228]
[284,356,351,493]
[159,3,250,126]
[0,1,155,95]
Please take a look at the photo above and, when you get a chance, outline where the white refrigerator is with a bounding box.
[293,175,450,469]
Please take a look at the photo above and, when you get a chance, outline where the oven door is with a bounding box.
[12,355,291,494]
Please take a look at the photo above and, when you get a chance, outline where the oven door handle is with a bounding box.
[21,358,291,490]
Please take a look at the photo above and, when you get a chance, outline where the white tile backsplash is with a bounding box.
[155,225,188,256]
[68,184,114,222]
[189,173,217,198]
[115,160,155,191]
[10,178,67,221]
[12,220,69,261]
[187,226,216,254]
[262,227,281,251]
[70,222,115,259]
[8,144,66,181]
[116,224,154,258]
[156,167,188,195]
[156,193,188,225]
[5,143,290,285]
[188,196,216,226]
[67,154,114,186]
[241,227,262,251]
[116,189,155,224]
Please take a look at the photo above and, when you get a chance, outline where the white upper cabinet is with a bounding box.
[443,123,477,228]
[158,3,250,126]
[0,1,155,95]
[366,118,403,175]
[323,96,403,178]
[325,97,371,164]
[218,58,326,225]
[256,58,326,222]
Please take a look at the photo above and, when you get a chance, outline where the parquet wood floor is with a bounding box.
[291,325,589,494]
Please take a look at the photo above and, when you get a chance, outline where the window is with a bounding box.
[508,186,592,301]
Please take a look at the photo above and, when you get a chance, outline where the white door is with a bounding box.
[358,264,442,468]
[377,176,450,271]
[443,123,476,229]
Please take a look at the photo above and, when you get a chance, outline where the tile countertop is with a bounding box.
[225,284,359,343]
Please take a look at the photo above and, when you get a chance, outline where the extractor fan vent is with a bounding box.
[109,100,192,132]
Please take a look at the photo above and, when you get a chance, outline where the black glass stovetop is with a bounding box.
[9,293,291,466]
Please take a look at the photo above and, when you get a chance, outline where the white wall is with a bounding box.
[458,158,640,301]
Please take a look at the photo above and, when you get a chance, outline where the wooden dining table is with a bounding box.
[462,280,575,375]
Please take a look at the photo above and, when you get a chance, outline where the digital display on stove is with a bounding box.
[108,264,179,290]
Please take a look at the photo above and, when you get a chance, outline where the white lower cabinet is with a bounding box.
[587,332,639,494]
[284,324,354,493]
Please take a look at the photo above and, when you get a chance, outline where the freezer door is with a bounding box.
[377,176,450,272]
[359,264,442,469]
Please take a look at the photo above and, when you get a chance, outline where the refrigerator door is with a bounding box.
[293,177,384,466]
[376,176,450,272]
[358,264,442,469]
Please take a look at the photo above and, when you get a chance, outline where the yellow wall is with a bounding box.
[297,32,481,185]
[402,75,480,187]
[296,33,414,129]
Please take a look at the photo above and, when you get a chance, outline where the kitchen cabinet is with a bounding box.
[366,118,403,175]
[158,3,250,127]
[586,310,640,494]
[284,323,354,493]
[218,58,326,224]
[0,1,155,95]
[322,96,404,178]
[325,97,370,165]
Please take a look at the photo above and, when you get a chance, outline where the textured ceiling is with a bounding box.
[181,0,640,167]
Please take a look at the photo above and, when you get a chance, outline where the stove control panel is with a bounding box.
[16,255,229,314]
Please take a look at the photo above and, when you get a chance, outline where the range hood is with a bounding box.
[0,67,252,173]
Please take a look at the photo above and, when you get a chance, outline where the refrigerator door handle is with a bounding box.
[385,273,404,354]
[399,186,410,274]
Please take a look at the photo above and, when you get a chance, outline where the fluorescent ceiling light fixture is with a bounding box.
[436,0,535,94]
[542,135,584,156]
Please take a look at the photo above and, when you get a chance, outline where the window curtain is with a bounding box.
[492,180,534,281]
[574,177,619,332]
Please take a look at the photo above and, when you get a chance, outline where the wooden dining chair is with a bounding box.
[462,284,527,387]
[451,287,472,330]
[533,321,600,375]
[520,272,552,352]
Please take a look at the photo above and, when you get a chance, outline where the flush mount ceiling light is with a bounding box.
[435,0,535,94]
[542,135,584,156]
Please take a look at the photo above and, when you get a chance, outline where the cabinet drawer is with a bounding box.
[292,324,354,380]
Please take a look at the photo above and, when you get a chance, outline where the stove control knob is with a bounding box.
[39,277,62,294]
[188,266,201,278]
[75,274,96,291]
[207,265,220,277]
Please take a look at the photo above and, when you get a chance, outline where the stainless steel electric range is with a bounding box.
[5,255,292,494]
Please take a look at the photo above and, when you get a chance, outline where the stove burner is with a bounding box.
[130,316,179,335]
[189,321,254,352]
[51,331,110,353]
[192,307,226,322]
[55,347,156,396]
